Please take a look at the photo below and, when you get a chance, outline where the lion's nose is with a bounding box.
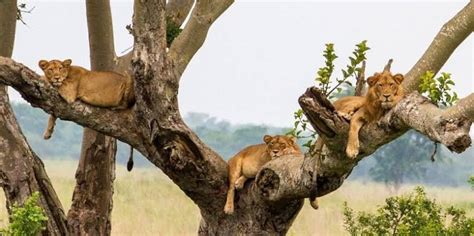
[383,94,390,99]
[272,150,278,154]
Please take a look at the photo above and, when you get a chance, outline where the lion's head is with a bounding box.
[367,71,404,109]
[38,59,72,87]
[263,134,301,159]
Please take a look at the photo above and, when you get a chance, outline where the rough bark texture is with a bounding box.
[67,130,116,235]
[0,0,69,235]
[256,88,471,202]
[0,1,472,235]
[67,1,117,234]
[0,90,70,235]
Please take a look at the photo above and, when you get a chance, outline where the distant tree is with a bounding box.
[369,131,436,192]
[469,176,474,189]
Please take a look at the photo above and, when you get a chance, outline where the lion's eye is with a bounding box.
[378,84,382,87]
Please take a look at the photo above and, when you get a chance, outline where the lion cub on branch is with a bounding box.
[39,59,135,139]
[224,135,318,214]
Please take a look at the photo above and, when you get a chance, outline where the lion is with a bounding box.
[313,71,404,159]
[39,59,136,171]
[39,59,135,140]
[344,71,404,158]
[223,134,319,214]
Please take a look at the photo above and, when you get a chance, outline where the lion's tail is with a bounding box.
[309,196,319,210]
[127,145,134,171]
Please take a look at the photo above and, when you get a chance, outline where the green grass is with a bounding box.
[1,160,473,235]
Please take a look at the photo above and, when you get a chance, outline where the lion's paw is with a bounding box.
[224,204,234,215]
[346,142,359,159]
[234,178,245,190]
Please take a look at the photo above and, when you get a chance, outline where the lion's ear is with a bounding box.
[38,60,49,70]
[263,135,273,144]
[287,135,297,144]
[393,73,404,84]
[367,73,380,87]
[63,59,72,67]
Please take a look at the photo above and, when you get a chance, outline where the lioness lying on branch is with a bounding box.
[224,135,320,214]
[314,69,405,159]
[39,59,135,139]
[38,59,136,169]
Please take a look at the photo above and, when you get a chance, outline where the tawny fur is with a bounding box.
[39,59,135,139]
[314,71,404,159]
[223,135,310,214]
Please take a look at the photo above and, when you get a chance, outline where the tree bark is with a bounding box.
[0,1,472,235]
[0,0,69,235]
[66,0,117,235]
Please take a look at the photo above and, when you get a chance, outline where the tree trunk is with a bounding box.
[0,1,69,235]
[197,186,303,235]
[0,1,472,235]
[67,129,116,235]
[66,0,117,234]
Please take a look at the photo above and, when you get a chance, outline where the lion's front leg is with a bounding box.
[57,81,79,104]
[43,115,57,139]
[346,112,365,159]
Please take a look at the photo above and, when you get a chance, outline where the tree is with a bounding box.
[0,1,69,234]
[1,0,123,235]
[0,0,473,234]
[369,131,435,193]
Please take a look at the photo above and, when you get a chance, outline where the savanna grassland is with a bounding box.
[1,160,473,236]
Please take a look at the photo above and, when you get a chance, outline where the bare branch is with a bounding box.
[0,57,142,150]
[383,58,393,72]
[403,1,474,93]
[354,61,366,96]
[85,0,116,69]
[166,0,194,27]
[168,0,234,78]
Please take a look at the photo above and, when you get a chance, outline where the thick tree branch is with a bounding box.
[113,0,195,76]
[0,57,142,150]
[445,93,474,122]
[168,0,234,78]
[166,0,194,27]
[0,0,16,57]
[403,1,474,93]
[85,0,116,69]
[256,88,472,202]
[131,0,229,213]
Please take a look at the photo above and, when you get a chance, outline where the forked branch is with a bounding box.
[168,0,234,77]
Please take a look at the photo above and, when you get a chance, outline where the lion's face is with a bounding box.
[263,135,301,159]
[367,71,404,109]
[38,59,72,87]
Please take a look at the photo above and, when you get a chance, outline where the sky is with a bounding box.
[10,0,473,127]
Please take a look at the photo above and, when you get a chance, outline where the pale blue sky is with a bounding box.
[11,0,473,126]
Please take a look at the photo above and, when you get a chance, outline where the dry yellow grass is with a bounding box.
[1,160,473,235]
